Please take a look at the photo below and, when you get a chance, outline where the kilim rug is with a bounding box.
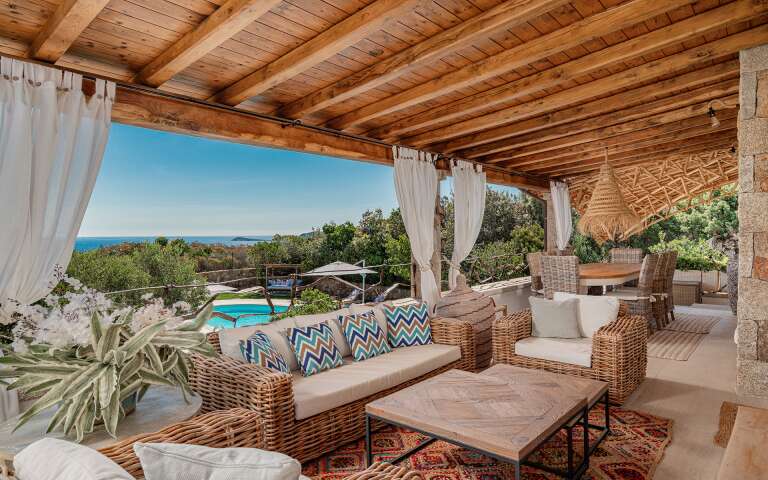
[303,407,672,480]
[663,312,722,334]
[647,330,706,361]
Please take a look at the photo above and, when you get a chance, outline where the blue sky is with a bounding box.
[78,124,518,237]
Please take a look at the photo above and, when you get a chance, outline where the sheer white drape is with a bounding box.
[550,180,573,251]
[392,146,440,309]
[0,58,113,319]
[449,160,485,290]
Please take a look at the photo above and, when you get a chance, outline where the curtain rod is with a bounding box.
[1,53,544,182]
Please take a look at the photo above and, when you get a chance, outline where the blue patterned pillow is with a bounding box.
[340,312,391,361]
[239,332,290,373]
[286,322,343,377]
[384,303,433,348]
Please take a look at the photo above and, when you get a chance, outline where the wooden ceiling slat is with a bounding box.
[364,0,758,142]
[278,0,566,120]
[325,0,695,132]
[209,0,423,106]
[404,22,767,150]
[29,0,110,61]
[134,0,281,87]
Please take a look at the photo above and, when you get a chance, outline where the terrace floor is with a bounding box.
[624,305,768,479]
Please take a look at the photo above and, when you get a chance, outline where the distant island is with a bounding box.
[231,236,265,242]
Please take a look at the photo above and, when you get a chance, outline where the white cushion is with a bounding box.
[291,343,460,420]
[14,438,134,480]
[515,337,593,368]
[553,292,620,338]
[293,308,351,357]
[133,443,301,480]
[219,317,299,371]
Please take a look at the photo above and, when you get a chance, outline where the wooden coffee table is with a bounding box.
[365,367,609,480]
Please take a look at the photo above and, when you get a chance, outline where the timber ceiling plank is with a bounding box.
[209,0,425,106]
[29,0,111,62]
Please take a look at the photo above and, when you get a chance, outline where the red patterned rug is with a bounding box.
[303,407,672,480]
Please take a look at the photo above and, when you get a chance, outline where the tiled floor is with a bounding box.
[624,306,768,479]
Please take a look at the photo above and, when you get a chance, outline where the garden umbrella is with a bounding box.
[304,261,377,302]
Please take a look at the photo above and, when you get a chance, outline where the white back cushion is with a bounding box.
[552,292,620,338]
[14,438,134,480]
[218,317,298,370]
[292,308,351,357]
[134,443,301,480]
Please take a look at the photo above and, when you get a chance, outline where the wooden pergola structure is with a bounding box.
[0,0,763,221]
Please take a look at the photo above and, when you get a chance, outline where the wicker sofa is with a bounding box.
[189,306,476,463]
[492,303,647,404]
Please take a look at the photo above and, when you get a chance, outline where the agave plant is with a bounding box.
[0,278,214,442]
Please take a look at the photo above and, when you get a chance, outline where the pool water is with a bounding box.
[209,304,289,329]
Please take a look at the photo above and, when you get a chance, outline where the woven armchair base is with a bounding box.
[346,462,422,480]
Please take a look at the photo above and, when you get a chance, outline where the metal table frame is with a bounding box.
[365,394,611,480]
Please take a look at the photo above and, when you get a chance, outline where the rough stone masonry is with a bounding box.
[738,43,768,396]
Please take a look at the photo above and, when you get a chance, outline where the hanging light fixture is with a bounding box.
[707,99,726,129]
[577,149,640,244]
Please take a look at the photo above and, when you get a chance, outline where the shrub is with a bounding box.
[66,250,152,305]
[650,236,727,271]
[276,288,338,319]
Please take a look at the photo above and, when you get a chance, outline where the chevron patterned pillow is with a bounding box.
[286,322,344,377]
[239,331,290,373]
[339,312,391,362]
[384,303,433,348]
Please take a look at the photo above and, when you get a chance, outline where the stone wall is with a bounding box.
[737,43,768,397]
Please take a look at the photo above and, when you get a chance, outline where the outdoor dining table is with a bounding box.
[579,263,642,287]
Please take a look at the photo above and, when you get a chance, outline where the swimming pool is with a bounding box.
[209,303,289,329]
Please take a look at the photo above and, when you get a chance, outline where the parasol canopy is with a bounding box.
[577,158,640,244]
[303,261,376,277]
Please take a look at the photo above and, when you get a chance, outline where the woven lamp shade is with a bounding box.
[577,161,640,244]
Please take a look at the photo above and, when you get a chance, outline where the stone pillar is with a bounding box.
[543,192,557,253]
[737,43,768,397]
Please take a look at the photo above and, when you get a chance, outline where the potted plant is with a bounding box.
[0,273,213,441]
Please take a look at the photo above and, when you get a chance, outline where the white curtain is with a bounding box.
[0,57,113,320]
[392,146,440,309]
[550,180,573,251]
[449,160,485,290]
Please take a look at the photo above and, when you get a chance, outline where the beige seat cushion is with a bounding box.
[291,344,461,420]
[515,337,593,368]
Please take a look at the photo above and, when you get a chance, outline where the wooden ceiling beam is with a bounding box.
[324,0,697,131]
[276,0,569,120]
[109,85,549,191]
[484,89,739,164]
[28,0,110,62]
[454,66,739,158]
[135,0,282,87]
[508,119,737,172]
[372,0,763,143]
[406,24,768,149]
[545,137,736,177]
[210,0,422,106]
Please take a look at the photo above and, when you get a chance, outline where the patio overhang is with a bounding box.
[1,0,765,194]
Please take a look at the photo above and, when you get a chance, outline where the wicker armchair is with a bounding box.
[492,304,647,404]
[526,252,544,295]
[98,408,419,480]
[609,248,643,264]
[189,317,475,463]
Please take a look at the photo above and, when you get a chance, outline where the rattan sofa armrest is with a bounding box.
[492,309,532,364]
[430,316,476,372]
[99,408,264,479]
[189,352,295,425]
[591,314,648,381]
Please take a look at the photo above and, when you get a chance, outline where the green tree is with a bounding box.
[130,242,207,306]
[66,250,152,305]
[385,234,412,281]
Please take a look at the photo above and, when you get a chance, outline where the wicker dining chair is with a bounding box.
[665,250,678,322]
[608,253,660,333]
[609,248,644,264]
[651,251,673,329]
[540,255,581,298]
[526,251,545,296]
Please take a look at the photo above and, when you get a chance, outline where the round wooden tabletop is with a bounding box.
[579,263,642,286]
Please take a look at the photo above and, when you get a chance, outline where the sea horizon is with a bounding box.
[74,235,274,252]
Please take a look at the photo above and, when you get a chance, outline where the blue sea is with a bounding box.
[74,235,273,252]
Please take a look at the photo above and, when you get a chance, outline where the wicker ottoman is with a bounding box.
[673,280,702,306]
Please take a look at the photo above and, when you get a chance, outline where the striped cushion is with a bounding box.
[239,332,290,373]
[339,312,391,362]
[384,303,433,348]
[286,322,343,377]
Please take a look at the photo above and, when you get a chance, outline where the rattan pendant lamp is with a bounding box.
[577,149,640,244]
